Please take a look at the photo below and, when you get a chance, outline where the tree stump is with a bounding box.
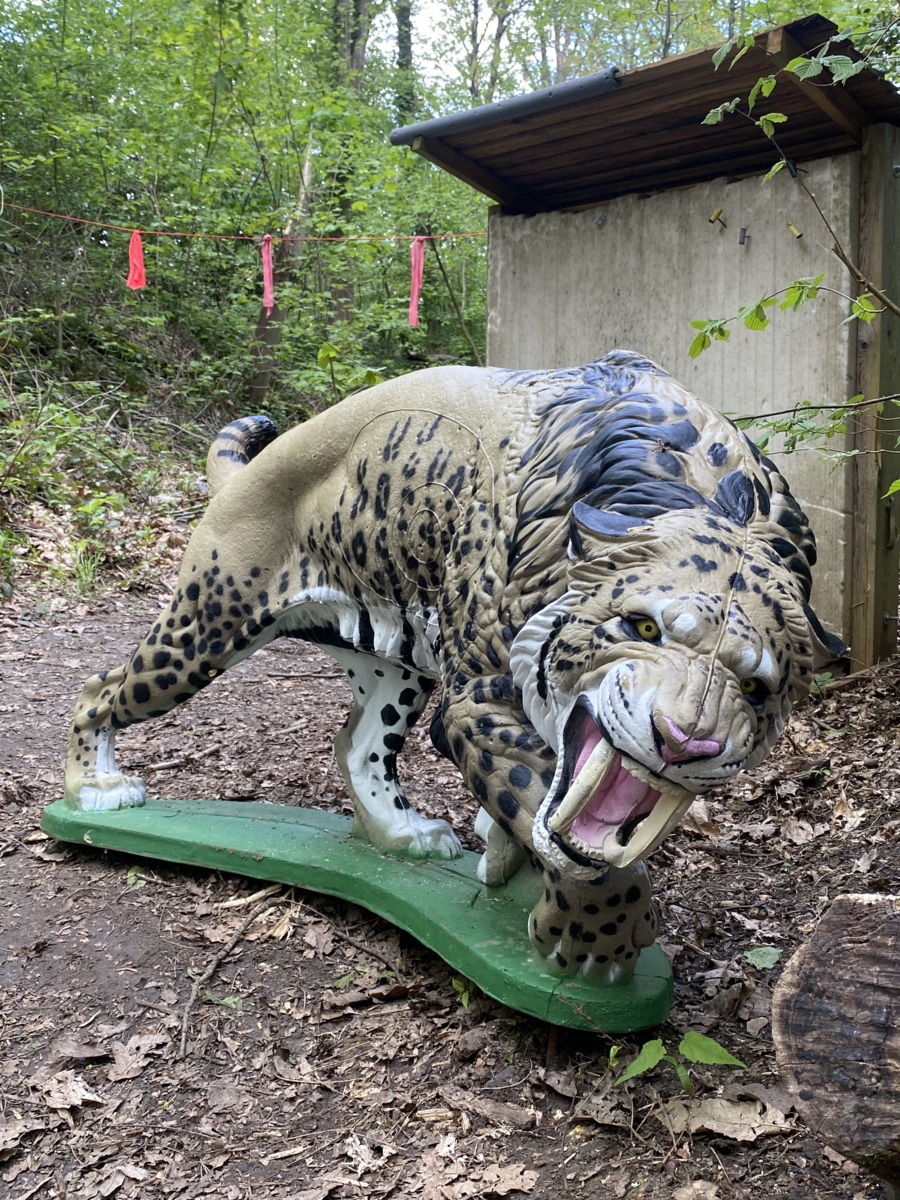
[772,894,900,1186]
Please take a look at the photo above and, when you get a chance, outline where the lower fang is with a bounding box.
[548,735,616,832]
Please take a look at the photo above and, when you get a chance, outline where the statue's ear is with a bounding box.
[803,601,849,672]
[569,501,653,557]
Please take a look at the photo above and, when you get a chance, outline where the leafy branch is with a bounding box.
[703,27,900,329]
[688,274,880,360]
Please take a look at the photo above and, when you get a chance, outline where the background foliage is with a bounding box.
[1,0,897,590]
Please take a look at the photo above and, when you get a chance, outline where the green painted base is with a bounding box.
[41,798,673,1033]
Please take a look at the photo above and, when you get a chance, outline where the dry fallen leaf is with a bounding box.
[852,848,877,873]
[343,1133,379,1176]
[673,1183,720,1200]
[0,1116,47,1161]
[682,799,721,839]
[442,1084,535,1129]
[781,817,829,845]
[658,1095,790,1142]
[50,1036,109,1062]
[38,1070,105,1114]
[449,1163,539,1197]
[107,1031,169,1082]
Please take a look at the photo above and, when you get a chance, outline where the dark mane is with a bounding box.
[505,352,817,597]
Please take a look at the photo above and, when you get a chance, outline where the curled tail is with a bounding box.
[206,415,279,498]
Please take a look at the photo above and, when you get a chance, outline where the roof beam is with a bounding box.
[410,136,542,213]
[764,27,869,142]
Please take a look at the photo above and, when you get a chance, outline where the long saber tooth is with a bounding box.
[601,788,694,868]
[548,738,616,831]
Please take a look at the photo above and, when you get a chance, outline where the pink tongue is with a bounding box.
[570,724,660,847]
[573,724,603,775]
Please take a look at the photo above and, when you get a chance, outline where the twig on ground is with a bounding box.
[215,883,283,909]
[177,893,282,1058]
[332,928,406,982]
[145,744,220,773]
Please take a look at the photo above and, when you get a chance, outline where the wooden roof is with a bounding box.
[390,14,900,214]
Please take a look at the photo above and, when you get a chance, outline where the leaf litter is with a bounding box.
[1,551,898,1199]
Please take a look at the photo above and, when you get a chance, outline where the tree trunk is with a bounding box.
[772,893,900,1187]
[394,0,415,124]
[334,0,372,87]
[246,146,313,409]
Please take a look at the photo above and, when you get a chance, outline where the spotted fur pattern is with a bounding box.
[64,352,844,983]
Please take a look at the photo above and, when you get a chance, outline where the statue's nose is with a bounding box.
[655,715,722,764]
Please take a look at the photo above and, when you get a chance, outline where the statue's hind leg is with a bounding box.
[327,649,462,859]
[64,519,289,810]
[64,581,280,809]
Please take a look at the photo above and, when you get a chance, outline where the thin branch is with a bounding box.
[788,173,900,320]
[739,391,900,420]
[425,227,484,367]
[294,898,406,981]
[177,894,282,1058]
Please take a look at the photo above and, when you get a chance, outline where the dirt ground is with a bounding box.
[2,564,899,1200]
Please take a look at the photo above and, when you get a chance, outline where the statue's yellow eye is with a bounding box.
[739,678,759,696]
[635,618,661,642]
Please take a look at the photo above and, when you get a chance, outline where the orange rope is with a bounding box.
[3,200,486,243]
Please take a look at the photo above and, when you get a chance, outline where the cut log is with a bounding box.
[772,894,900,1186]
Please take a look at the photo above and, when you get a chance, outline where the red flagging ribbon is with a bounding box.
[261,234,274,316]
[409,235,426,326]
[126,230,146,289]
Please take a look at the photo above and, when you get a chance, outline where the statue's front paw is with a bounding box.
[408,817,463,860]
[72,775,147,812]
[353,813,463,860]
[528,866,658,982]
[474,808,527,886]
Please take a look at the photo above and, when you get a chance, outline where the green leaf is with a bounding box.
[204,993,243,1009]
[689,318,730,358]
[763,159,786,181]
[757,112,788,137]
[452,977,471,1009]
[786,55,824,79]
[744,945,783,969]
[738,299,774,332]
[851,294,879,324]
[316,340,339,368]
[883,477,900,498]
[712,37,736,69]
[616,1038,667,1085]
[125,865,147,891]
[748,75,777,113]
[678,1031,746,1068]
[781,274,825,311]
[820,55,866,83]
[742,306,769,332]
[702,98,740,126]
[729,41,753,70]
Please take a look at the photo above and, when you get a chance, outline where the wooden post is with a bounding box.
[850,124,900,665]
[772,894,900,1186]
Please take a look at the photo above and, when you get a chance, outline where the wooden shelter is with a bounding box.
[392,14,900,664]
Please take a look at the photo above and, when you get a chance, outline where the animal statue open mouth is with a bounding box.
[544,704,694,871]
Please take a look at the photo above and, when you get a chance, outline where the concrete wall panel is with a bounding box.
[487,158,860,639]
